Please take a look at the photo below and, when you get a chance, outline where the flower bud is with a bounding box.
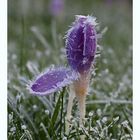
[66,15,97,74]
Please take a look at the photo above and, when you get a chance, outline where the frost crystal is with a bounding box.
[21,125,27,130]
[45,109,50,115]
[88,111,94,117]
[102,117,108,123]
[10,127,16,132]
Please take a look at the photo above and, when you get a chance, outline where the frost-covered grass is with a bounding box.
[8,0,132,139]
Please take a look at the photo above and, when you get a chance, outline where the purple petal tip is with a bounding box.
[28,66,79,96]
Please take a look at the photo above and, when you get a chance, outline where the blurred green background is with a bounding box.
[8,0,132,139]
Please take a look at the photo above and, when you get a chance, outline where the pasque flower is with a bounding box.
[29,15,98,126]
[49,0,64,17]
[66,15,97,74]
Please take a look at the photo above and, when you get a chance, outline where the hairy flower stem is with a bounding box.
[74,74,89,123]
[76,93,86,124]
[75,84,87,140]
[66,74,89,138]
[74,74,89,140]
[66,86,75,134]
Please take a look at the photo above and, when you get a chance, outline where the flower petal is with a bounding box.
[65,15,97,74]
[28,66,79,96]
[83,21,97,56]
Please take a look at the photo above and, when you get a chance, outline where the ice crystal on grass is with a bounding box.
[10,127,16,132]
[88,111,94,117]
[21,125,27,130]
[44,109,50,115]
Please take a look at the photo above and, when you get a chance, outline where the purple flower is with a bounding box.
[49,0,64,17]
[29,67,79,95]
[28,15,99,127]
[66,15,97,74]
[28,15,98,96]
